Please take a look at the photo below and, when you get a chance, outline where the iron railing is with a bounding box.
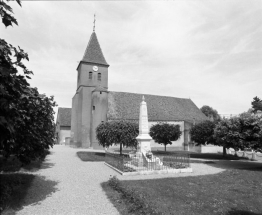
[105,151,190,173]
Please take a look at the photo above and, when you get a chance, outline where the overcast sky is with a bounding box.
[2,0,262,119]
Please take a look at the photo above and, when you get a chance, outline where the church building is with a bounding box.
[56,28,208,151]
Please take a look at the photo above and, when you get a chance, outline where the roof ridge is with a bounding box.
[109,91,191,100]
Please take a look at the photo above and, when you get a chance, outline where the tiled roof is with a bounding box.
[82,32,109,66]
[107,92,207,123]
[57,108,71,126]
[92,85,108,92]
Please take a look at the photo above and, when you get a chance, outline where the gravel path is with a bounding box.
[16,145,120,215]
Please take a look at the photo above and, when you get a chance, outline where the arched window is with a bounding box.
[89,72,92,79]
[98,73,101,81]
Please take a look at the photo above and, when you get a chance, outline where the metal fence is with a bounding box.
[105,151,190,173]
[227,149,262,160]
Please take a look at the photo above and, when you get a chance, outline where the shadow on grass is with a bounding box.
[189,157,262,172]
[205,160,262,172]
[1,173,58,214]
[77,151,105,162]
[226,209,262,215]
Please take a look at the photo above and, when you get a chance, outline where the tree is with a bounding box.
[149,123,182,151]
[251,96,262,113]
[214,115,262,154]
[190,120,216,146]
[0,0,57,163]
[96,121,139,155]
[240,108,253,118]
[0,0,20,27]
[200,105,220,121]
[190,120,226,154]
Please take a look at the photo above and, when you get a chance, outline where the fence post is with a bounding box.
[251,150,257,161]
[242,149,246,158]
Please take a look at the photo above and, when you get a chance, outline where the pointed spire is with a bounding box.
[82,32,109,66]
[93,14,96,32]
[142,95,145,102]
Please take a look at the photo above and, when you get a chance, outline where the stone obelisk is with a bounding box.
[136,96,152,155]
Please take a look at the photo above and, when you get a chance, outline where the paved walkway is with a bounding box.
[17,145,120,215]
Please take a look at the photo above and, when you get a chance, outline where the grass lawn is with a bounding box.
[120,170,262,215]
[77,151,106,162]
[102,156,262,215]
[153,151,247,160]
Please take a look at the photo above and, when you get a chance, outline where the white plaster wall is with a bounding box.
[148,121,185,149]
[59,130,71,144]
[201,145,223,153]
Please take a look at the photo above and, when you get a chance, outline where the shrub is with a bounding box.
[96,120,139,154]
[190,120,216,146]
[214,115,262,153]
[149,123,182,151]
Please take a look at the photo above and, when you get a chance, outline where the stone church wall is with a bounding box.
[91,90,108,149]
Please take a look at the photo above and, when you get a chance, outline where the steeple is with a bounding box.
[82,32,109,66]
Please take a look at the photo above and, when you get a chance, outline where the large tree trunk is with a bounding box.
[120,143,122,155]
[223,146,227,157]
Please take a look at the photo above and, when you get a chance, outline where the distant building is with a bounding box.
[55,108,71,144]
[56,29,208,150]
[219,114,239,119]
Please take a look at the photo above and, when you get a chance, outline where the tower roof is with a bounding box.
[82,32,109,66]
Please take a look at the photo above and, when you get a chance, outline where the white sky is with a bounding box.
[2,0,262,119]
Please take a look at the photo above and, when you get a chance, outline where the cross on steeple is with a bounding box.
[93,14,96,32]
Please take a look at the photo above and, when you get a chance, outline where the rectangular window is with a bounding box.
[89,72,92,79]
[93,106,95,110]
[98,73,101,81]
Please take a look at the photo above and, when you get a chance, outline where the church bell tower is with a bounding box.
[71,20,109,148]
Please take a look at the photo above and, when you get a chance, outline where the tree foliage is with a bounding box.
[96,121,139,154]
[214,115,262,153]
[200,105,220,121]
[190,120,216,146]
[0,0,21,27]
[251,96,262,113]
[0,0,57,163]
[190,115,262,155]
[149,123,182,151]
